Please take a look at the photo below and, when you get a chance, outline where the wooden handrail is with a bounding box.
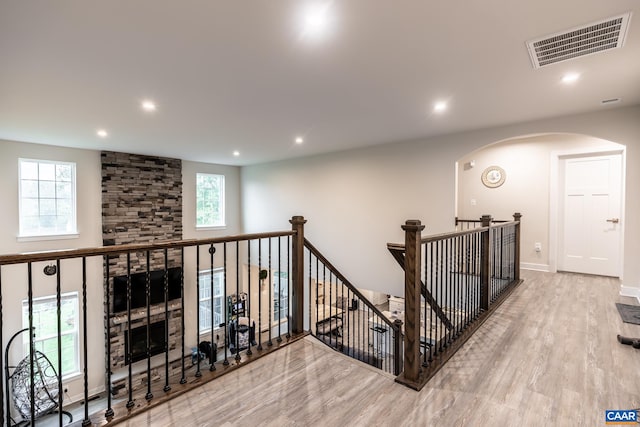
[387,220,520,249]
[0,230,297,265]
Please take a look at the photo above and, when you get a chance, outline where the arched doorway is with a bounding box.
[455,133,625,277]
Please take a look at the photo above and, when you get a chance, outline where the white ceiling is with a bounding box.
[1,1,639,166]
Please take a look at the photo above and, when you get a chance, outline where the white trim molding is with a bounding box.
[521,262,550,272]
[620,285,640,304]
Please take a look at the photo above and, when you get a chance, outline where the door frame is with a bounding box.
[549,147,626,277]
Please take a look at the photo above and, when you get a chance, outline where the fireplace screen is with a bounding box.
[124,321,166,364]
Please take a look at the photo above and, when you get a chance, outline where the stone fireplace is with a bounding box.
[101,151,184,395]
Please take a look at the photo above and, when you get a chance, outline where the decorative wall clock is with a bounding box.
[481,166,506,188]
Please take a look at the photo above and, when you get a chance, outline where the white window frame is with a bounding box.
[18,158,77,239]
[273,271,289,325]
[198,269,224,334]
[22,292,80,380]
[196,173,225,229]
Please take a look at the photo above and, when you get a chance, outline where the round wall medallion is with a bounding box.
[481,166,506,188]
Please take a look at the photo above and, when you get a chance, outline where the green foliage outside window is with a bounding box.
[196,173,225,227]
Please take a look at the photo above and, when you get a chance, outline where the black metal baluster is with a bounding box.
[367,305,372,366]
[163,249,171,392]
[104,258,114,418]
[287,235,291,339]
[257,239,262,351]
[235,241,241,362]
[340,280,344,352]
[456,236,461,335]
[223,242,229,365]
[28,262,35,423]
[195,246,202,378]
[246,240,253,356]
[81,257,91,426]
[180,248,187,384]
[210,244,217,369]
[452,237,457,336]
[329,271,333,348]
[433,241,438,355]
[314,256,319,336]
[473,232,477,315]
[307,248,311,335]
[267,238,273,347]
[439,240,444,352]
[277,236,282,343]
[56,259,63,426]
[145,251,153,401]
[448,239,453,343]
[445,239,450,345]
[429,242,434,362]
[423,246,428,367]
[0,266,4,427]
[322,264,326,344]
[346,287,351,359]
[126,253,134,409]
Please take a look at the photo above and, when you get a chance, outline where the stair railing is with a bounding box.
[388,212,522,390]
[303,238,403,375]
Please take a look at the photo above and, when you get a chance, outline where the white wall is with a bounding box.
[241,106,640,296]
[181,160,241,350]
[456,134,624,271]
[0,139,105,402]
[0,142,244,406]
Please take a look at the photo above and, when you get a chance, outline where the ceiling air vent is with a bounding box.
[527,12,632,69]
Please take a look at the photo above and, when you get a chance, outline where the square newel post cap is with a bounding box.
[290,216,307,226]
[401,220,425,232]
[480,214,493,226]
[513,212,522,221]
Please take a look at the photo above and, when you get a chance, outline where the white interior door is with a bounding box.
[559,153,622,277]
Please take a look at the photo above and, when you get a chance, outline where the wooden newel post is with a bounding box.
[290,215,307,334]
[513,212,522,282]
[480,214,492,311]
[402,220,425,384]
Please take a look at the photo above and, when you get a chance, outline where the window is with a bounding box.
[22,292,80,378]
[196,173,225,228]
[273,271,289,323]
[19,159,77,237]
[199,269,224,333]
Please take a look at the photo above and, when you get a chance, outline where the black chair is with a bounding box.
[4,328,72,426]
[228,317,256,354]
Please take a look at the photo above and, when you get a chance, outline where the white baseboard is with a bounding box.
[620,285,640,304]
[68,385,105,405]
[521,262,550,272]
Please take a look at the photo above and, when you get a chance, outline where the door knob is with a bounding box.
[606,218,620,224]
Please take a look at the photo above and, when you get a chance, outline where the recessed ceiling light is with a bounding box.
[433,101,447,113]
[233,151,240,157]
[141,100,157,112]
[561,73,580,84]
[295,136,304,144]
[299,2,334,41]
[96,129,108,138]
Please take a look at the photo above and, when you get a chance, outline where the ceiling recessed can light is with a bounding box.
[295,136,304,144]
[96,129,108,138]
[141,100,157,112]
[433,101,447,113]
[561,73,580,84]
[299,2,334,41]
[233,150,240,157]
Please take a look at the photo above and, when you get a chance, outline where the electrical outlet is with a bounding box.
[535,242,542,252]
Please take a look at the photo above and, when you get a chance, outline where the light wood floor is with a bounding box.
[121,270,640,426]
